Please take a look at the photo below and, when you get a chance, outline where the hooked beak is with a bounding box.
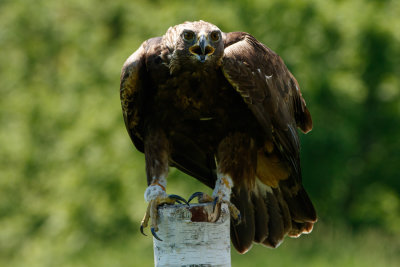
[189,34,215,62]
[199,35,207,55]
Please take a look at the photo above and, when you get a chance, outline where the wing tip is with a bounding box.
[298,107,313,133]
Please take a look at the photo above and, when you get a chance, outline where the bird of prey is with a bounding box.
[120,20,316,253]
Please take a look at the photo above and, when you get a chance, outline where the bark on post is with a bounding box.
[153,203,231,267]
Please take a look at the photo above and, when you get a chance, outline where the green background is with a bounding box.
[1,0,399,266]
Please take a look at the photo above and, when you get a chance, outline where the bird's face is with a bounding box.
[181,28,223,63]
[166,21,224,68]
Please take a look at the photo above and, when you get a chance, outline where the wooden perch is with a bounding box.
[153,203,231,267]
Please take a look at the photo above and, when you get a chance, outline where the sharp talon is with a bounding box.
[151,227,163,241]
[140,225,147,236]
[188,192,204,203]
[168,194,189,206]
[214,210,222,222]
[175,199,182,204]
[212,196,219,212]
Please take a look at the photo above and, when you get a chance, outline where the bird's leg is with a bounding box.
[141,179,188,240]
[188,174,240,223]
[188,159,239,224]
[189,133,255,224]
[211,173,241,223]
[140,129,188,241]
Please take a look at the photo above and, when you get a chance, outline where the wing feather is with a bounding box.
[222,32,312,177]
[120,38,163,152]
[120,37,217,185]
[222,33,317,249]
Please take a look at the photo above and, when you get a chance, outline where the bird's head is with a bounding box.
[163,21,224,71]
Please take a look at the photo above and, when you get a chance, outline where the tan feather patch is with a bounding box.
[256,148,290,188]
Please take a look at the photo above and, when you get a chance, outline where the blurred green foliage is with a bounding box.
[1,0,400,266]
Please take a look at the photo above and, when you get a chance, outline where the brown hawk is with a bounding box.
[120,20,317,253]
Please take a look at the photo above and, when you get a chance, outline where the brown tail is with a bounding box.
[230,177,317,254]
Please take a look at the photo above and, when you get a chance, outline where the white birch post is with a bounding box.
[153,202,231,267]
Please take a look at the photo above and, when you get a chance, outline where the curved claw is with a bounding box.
[168,194,189,206]
[140,225,147,236]
[212,196,219,212]
[151,227,163,241]
[188,192,204,203]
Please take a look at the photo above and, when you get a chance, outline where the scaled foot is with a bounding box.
[141,184,188,241]
[188,191,241,224]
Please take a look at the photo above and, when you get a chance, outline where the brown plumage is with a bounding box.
[120,20,316,253]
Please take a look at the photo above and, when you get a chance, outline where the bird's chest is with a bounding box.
[150,68,260,149]
[155,70,231,120]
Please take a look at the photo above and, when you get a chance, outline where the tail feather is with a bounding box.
[280,177,317,223]
[262,191,285,248]
[230,187,255,254]
[251,191,269,243]
[272,187,292,237]
[230,178,316,253]
[288,221,314,237]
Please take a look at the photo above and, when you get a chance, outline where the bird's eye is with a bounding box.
[210,31,220,42]
[183,31,195,41]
